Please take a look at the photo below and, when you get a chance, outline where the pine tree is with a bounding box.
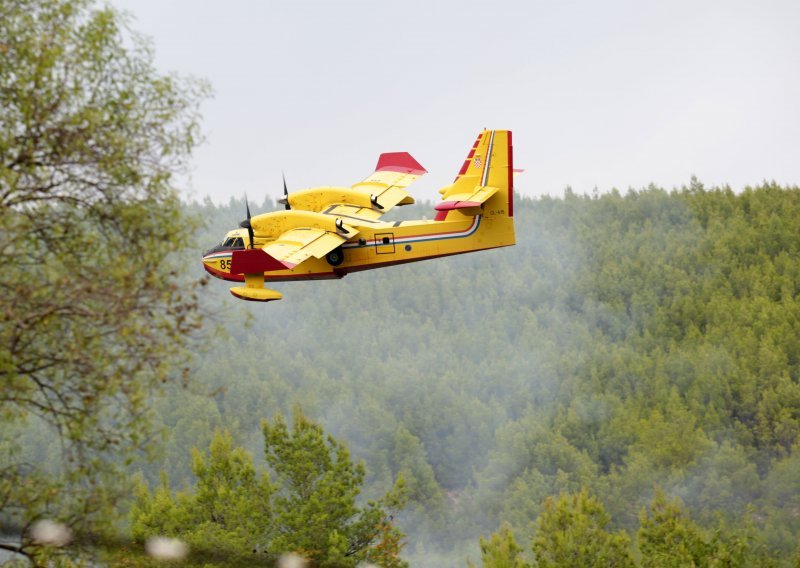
[637,488,709,567]
[637,488,750,568]
[470,522,530,568]
[130,412,407,566]
[131,430,273,563]
[531,490,635,568]
[263,406,407,566]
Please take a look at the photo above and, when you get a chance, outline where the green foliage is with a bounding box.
[637,487,752,568]
[470,523,530,568]
[390,424,446,512]
[131,411,407,567]
[131,430,273,563]
[760,446,800,555]
[0,0,208,561]
[531,490,635,568]
[262,406,407,566]
[637,488,713,567]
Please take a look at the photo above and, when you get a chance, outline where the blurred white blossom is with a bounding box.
[145,536,189,560]
[30,520,72,547]
[277,552,311,568]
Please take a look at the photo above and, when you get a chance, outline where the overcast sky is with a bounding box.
[111,0,800,204]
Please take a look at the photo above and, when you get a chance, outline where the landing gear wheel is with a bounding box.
[326,246,344,266]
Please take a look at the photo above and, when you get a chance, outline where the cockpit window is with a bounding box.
[205,236,245,257]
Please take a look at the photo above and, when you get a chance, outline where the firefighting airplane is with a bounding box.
[202,129,516,302]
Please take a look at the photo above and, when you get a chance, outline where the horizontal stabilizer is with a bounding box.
[435,184,499,211]
[435,200,481,211]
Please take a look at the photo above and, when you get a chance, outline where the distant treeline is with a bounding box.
[138,182,800,566]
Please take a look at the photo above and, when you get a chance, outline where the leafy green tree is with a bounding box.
[636,487,753,568]
[0,0,207,560]
[531,490,635,568]
[263,407,407,566]
[131,412,407,566]
[637,488,711,567]
[390,424,445,511]
[469,522,530,568]
[759,447,800,556]
[131,430,274,563]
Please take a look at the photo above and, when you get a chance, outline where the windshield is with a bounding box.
[220,237,245,249]
[205,236,246,257]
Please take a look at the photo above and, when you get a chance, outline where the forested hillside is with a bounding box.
[142,182,800,566]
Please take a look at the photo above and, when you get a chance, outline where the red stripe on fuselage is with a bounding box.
[204,228,498,286]
[204,262,340,283]
[390,217,479,239]
[337,245,511,275]
[507,131,514,217]
[204,263,244,282]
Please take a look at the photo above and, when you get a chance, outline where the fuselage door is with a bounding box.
[375,232,395,255]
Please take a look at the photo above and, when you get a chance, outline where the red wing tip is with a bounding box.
[375,152,427,175]
[434,200,482,211]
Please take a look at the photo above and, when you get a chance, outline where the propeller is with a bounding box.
[239,195,255,249]
[277,172,291,210]
[283,172,290,210]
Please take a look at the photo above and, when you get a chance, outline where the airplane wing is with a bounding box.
[263,227,349,268]
[281,153,426,222]
[351,152,427,211]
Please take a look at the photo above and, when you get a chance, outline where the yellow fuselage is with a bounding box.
[202,208,515,283]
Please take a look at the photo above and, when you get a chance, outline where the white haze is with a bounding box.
[111,0,800,203]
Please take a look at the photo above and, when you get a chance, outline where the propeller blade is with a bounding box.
[282,172,290,210]
[240,195,255,249]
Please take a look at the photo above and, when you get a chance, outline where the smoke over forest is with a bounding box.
[130,184,800,565]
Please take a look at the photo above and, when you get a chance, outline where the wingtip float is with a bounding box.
[201,129,517,302]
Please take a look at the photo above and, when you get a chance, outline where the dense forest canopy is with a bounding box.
[132,182,799,566]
